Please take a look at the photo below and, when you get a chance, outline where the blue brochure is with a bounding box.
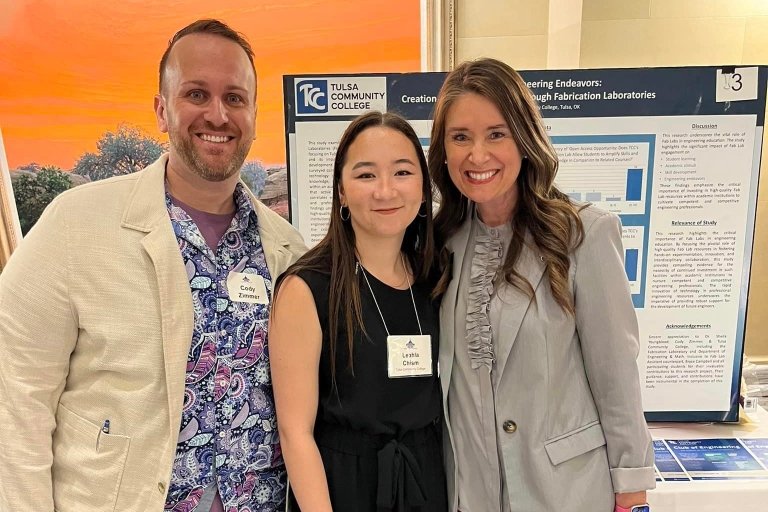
[665,438,768,480]
[740,438,768,469]
[653,440,690,481]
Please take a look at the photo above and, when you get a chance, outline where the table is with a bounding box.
[648,406,768,511]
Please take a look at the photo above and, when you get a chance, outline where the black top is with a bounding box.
[297,265,441,437]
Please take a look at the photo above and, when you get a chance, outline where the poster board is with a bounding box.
[283,66,767,422]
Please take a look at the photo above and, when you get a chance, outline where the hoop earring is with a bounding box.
[340,205,350,221]
[417,200,428,218]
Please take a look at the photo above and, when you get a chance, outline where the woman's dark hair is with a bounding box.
[274,111,434,377]
[429,58,584,314]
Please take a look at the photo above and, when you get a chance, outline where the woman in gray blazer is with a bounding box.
[428,58,655,512]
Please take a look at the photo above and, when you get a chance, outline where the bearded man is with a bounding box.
[0,19,306,512]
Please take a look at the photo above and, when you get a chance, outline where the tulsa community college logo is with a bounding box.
[297,80,328,114]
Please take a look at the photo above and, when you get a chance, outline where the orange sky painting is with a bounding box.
[0,0,421,170]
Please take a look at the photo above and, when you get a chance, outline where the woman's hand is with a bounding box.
[615,491,647,510]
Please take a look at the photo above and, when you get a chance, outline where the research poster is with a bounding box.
[284,66,767,422]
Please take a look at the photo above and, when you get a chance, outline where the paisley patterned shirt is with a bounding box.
[164,184,286,512]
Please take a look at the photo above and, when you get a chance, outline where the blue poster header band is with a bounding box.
[286,66,768,128]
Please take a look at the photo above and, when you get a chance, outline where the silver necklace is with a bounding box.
[357,255,423,336]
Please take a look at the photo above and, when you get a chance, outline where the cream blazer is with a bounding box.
[0,155,307,512]
[440,205,655,512]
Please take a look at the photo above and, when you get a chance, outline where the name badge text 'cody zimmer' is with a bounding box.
[295,76,387,116]
[227,272,269,305]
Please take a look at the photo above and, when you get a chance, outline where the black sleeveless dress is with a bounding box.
[288,266,447,512]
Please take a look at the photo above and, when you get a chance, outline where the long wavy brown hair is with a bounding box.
[430,58,584,314]
[274,111,434,377]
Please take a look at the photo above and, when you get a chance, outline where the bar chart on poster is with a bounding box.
[285,66,767,422]
[553,136,652,215]
[622,225,645,296]
[559,166,644,204]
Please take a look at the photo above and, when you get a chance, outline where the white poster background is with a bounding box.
[548,115,757,412]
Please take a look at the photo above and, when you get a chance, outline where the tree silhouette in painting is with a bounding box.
[73,125,167,181]
[13,166,72,235]
[240,160,268,197]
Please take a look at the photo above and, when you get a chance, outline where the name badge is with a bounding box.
[226,272,269,305]
[387,334,432,378]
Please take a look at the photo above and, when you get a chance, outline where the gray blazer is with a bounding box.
[440,205,655,511]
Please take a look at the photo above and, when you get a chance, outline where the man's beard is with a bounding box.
[172,132,251,183]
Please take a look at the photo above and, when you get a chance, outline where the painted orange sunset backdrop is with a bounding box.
[0,0,421,170]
